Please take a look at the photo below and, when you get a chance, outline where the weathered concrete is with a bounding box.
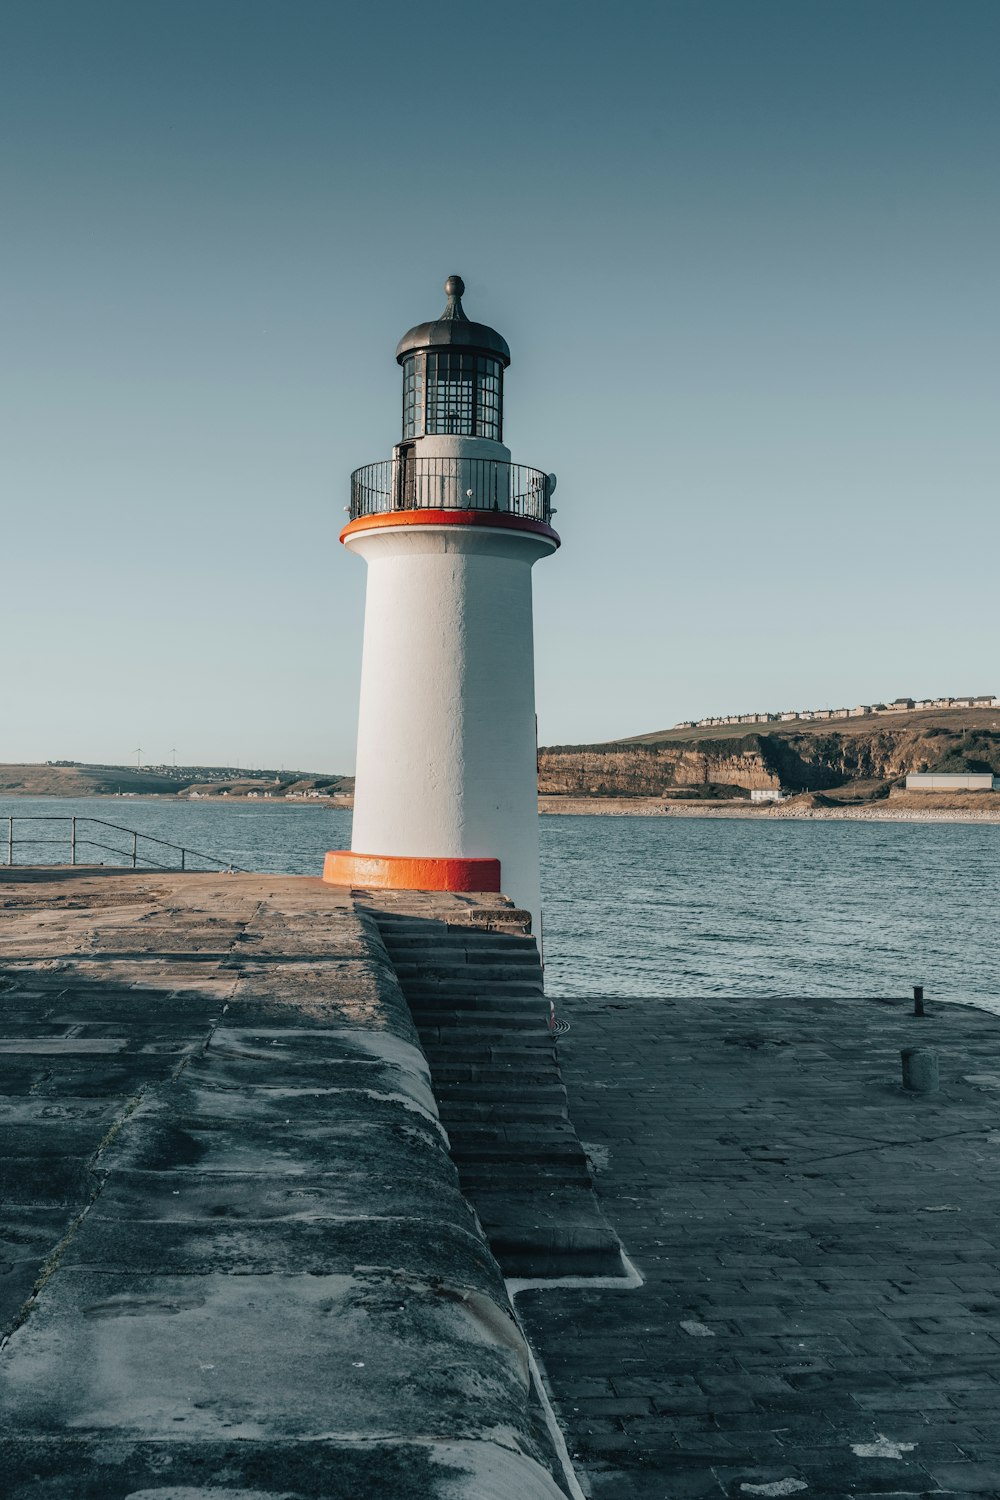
[517,993,1000,1498]
[0,870,570,1499]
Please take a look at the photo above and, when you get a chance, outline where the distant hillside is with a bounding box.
[0,764,353,798]
[624,705,1000,745]
[539,707,1000,800]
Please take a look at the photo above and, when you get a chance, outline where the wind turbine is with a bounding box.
[134,746,143,769]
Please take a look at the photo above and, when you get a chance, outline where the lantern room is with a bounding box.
[396,275,511,443]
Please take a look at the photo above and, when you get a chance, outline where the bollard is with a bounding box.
[901,1047,939,1093]
[913,984,925,1017]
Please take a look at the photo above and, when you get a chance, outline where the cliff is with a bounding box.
[539,719,1000,799]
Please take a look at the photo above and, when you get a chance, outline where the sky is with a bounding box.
[2,0,998,771]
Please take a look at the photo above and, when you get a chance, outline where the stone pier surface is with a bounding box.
[517,994,1000,1499]
[7,873,1000,1500]
[0,870,569,1499]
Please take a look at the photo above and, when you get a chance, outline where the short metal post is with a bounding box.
[914,984,925,1017]
[6,816,12,866]
[132,831,138,869]
[181,847,186,871]
[70,816,77,866]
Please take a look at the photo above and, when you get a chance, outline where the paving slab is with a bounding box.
[516,992,1000,1497]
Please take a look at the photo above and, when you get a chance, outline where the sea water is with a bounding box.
[2,797,997,1008]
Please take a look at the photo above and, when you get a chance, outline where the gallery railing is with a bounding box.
[3,816,246,872]
[349,458,554,523]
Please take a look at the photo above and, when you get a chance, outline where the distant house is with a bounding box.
[847,706,870,717]
[906,773,997,792]
[888,698,915,712]
[750,788,785,804]
[972,695,994,707]
[779,712,799,722]
[915,700,934,709]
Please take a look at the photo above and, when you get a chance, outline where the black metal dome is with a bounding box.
[395,275,511,367]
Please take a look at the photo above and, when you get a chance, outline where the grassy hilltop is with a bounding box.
[0,763,353,799]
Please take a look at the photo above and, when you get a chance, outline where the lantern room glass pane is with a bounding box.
[423,352,503,440]
[402,355,423,439]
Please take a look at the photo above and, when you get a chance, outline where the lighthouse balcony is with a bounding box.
[349,457,554,524]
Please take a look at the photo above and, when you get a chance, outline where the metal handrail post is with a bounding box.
[181,847,186,870]
[6,816,12,867]
[132,831,138,869]
[70,816,77,866]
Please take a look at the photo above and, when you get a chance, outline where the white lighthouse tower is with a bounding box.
[324,275,559,936]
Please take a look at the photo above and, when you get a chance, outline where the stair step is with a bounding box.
[382,934,538,950]
[384,943,539,961]
[403,985,545,1002]
[415,1019,548,1037]
[413,996,551,1020]
[458,1166,593,1190]
[432,1068,563,1088]
[392,963,542,983]
[407,995,548,1015]
[449,1136,586,1159]
[437,1082,567,1103]
[440,1104,568,1124]
[419,1042,558,1063]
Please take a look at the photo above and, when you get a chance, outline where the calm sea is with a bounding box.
[2,797,997,1009]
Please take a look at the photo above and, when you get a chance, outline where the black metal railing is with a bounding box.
[3,816,246,873]
[349,457,554,523]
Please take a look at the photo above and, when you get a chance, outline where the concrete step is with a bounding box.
[378,915,535,934]
[382,935,538,954]
[458,1163,594,1191]
[384,944,540,963]
[402,982,545,1001]
[432,1066,564,1089]
[416,1025,551,1044]
[406,993,549,1015]
[436,1082,568,1105]
[392,962,542,983]
[451,1133,587,1159]
[366,901,624,1281]
[439,1102,568,1124]
[474,1192,626,1277]
[419,1041,558,1064]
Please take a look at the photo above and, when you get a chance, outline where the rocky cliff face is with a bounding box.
[538,726,1000,798]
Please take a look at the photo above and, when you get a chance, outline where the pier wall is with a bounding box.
[0,870,570,1499]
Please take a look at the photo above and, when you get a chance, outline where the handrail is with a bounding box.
[3,815,247,873]
[350,457,554,523]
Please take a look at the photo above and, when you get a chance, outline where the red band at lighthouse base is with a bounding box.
[322,850,502,893]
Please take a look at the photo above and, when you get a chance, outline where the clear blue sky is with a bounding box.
[2,0,998,770]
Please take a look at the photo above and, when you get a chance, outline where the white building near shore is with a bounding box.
[905,773,997,792]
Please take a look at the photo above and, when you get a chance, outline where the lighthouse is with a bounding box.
[324,275,559,936]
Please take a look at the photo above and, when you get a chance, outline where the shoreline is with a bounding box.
[538,794,1000,823]
[4,790,999,825]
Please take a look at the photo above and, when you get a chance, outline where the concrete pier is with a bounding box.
[0,871,569,1498]
[6,871,1000,1497]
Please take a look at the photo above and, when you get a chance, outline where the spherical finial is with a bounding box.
[445,274,465,299]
